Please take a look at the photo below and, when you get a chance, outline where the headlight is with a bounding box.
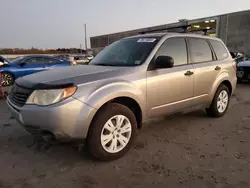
[26,86,77,106]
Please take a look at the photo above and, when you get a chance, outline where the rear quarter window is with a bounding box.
[209,40,229,60]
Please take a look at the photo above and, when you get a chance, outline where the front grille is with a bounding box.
[9,84,34,107]
[238,67,250,80]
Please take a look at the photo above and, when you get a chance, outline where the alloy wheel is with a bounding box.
[1,73,13,86]
[100,115,132,153]
[217,90,229,113]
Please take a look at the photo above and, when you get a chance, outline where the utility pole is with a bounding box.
[80,44,82,54]
[84,24,87,50]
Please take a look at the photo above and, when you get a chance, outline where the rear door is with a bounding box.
[187,37,222,105]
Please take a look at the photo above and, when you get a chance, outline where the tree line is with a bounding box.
[0,48,87,54]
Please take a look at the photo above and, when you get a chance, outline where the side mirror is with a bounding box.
[155,56,174,69]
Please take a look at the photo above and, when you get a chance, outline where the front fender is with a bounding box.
[0,67,15,76]
[0,66,17,78]
[70,80,146,138]
[90,81,145,110]
[75,80,146,116]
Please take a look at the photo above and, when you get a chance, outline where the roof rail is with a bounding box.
[139,26,210,36]
[138,25,189,34]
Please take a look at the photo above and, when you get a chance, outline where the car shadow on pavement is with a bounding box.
[1,110,208,165]
[1,122,94,163]
[0,93,240,165]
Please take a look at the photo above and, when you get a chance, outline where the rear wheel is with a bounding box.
[1,72,14,86]
[206,84,230,118]
[87,103,137,161]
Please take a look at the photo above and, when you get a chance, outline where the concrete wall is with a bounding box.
[219,10,250,55]
[91,10,250,55]
[218,15,228,43]
[90,22,186,49]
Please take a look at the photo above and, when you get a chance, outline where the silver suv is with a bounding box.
[7,33,237,160]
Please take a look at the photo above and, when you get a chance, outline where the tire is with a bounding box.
[87,103,137,161]
[206,84,230,118]
[1,72,14,86]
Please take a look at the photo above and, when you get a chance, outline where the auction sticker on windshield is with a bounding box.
[137,38,156,43]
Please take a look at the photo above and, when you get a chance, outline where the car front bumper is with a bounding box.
[237,66,250,81]
[7,97,97,140]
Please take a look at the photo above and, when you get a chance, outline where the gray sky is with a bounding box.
[0,0,249,49]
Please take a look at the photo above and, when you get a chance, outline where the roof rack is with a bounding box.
[138,25,189,34]
[139,25,209,36]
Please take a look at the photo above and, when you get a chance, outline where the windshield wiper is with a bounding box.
[92,62,135,67]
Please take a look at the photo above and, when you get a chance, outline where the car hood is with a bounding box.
[237,61,250,67]
[16,65,134,89]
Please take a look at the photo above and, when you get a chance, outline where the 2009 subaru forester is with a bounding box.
[7,33,237,160]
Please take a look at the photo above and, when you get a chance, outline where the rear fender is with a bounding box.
[208,71,231,102]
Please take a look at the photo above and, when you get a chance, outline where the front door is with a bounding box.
[17,57,48,77]
[147,37,194,117]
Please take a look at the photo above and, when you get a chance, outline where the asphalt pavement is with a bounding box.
[0,84,250,188]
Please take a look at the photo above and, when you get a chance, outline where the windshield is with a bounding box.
[90,37,159,66]
[10,56,25,64]
[0,56,9,63]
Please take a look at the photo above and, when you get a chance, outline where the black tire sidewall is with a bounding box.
[208,85,230,117]
[87,103,137,161]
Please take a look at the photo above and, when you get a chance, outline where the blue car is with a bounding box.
[0,55,71,86]
[0,55,10,64]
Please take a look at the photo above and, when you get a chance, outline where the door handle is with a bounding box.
[184,70,194,76]
[215,66,221,71]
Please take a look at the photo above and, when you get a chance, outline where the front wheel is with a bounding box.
[206,84,230,118]
[1,72,14,86]
[87,103,137,161]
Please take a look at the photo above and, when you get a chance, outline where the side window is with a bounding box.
[209,40,229,60]
[46,57,58,63]
[188,38,213,63]
[25,57,46,65]
[156,37,187,66]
